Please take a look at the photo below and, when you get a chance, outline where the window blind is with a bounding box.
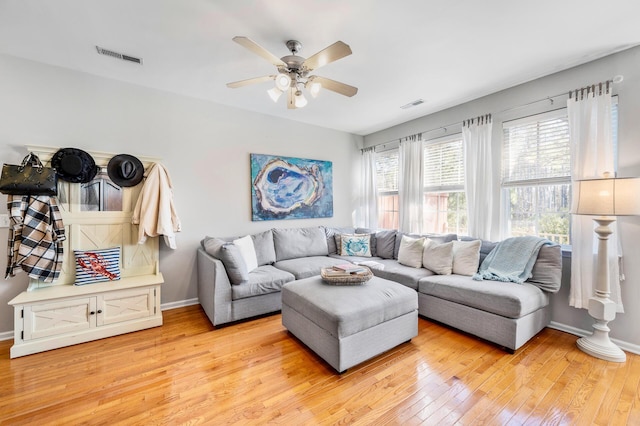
[375,149,399,192]
[502,110,570,186]
[424,137,464,191]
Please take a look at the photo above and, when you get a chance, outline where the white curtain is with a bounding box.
[398,134,424,234]
[357,147,378,228]
[462,115,493,240]
[568,88,624,312]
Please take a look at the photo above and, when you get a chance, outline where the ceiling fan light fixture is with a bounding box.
[294,90,308,108]
[307,80,322,98]
[275,73,292,91]
[267,87,283,102]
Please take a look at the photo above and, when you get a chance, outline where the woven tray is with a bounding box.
[320,266,373,285]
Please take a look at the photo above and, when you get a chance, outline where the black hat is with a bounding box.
[107,154,144,187]
[51,148,99,183]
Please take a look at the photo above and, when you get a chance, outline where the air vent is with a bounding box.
[400,99,425,109]
[96,46,143,65]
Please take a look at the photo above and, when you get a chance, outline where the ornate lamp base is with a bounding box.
[576,217,626,363]
[576,319,626,363]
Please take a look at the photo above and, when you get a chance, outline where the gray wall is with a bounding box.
[365,46,640,352]
[0,54,362,336]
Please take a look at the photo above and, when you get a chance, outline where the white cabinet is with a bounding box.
[9,274,163,358]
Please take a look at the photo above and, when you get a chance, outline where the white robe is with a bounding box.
[132,163,181,249]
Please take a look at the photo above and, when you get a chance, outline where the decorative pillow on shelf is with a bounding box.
[74,247,121,286]
[340,234,372,257]
[397,235,426,268]
[452,239,482,276]
[233,235,258,272]
[422,239,454,275]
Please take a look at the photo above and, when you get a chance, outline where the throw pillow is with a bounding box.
[397,235,426,268]
[340,234,372,257]
[202,237,249,285]
[452,239,482,276]
[233,235,258,272]
[74,247,121,285]
[422,239,453,275]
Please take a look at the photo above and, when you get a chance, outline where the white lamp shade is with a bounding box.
[267,87,282,102]
[572,177,640,216]
[275,73,292,91]
[294,91,307,108]
[307,81,322,98]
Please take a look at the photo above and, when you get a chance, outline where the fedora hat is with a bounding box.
[51,148,99,184]
[107,154,144,187]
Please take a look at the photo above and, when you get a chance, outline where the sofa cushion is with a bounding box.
[274,256,346,280]
[422,239,453,275]
[452,240,481,276]
[273,227,329,261]
[418,274,549,319]
[231,265,295,300]
[398,235,425,268]
[370,259,435,290]
[324,226,356,254]
[529,244,562,293]
[355,227,379,256]
[375,230,397,259]
[252,230,276,266]
[202,237,248,285]
[459,236,498,265]
[394,232,457,259]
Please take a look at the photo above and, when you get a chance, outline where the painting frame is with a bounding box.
[250,153,333,221]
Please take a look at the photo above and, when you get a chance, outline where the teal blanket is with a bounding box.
[473,236,551,284]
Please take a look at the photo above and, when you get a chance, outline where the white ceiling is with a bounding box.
[1,0,638,136]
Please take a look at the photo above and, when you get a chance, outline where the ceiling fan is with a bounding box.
[226,36,358,109]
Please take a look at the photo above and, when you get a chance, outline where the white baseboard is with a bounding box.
[0,330,13,342]
[548,321,640,356]
[160,298,199,311]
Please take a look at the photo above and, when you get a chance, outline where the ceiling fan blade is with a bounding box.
[226,75,274,88]
[311,76,358,97]
[233,36,287,67]
[302,41,352,71]
[287,87,296,109]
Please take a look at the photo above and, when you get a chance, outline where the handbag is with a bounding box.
[0,152,58,196]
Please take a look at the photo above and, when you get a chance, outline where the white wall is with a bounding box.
[0,54,363,335]
[365,46,640,352]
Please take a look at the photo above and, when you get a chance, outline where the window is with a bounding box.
[375,149,399,229]
[423,136,467,235]
[502,102,619,245]
[502,109,572,244]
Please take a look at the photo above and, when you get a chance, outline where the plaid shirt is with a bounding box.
[6,195,66,282]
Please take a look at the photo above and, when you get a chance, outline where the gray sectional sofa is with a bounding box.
[197,225,562,351]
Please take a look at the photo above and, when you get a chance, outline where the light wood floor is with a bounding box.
[1,305,638,425]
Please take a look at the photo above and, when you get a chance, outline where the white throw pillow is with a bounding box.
[233,235,258,273]
[397,235,426,268]
[452,240,481,276]
[422,239,453,275]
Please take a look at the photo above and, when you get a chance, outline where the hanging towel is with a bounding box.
[132,162,181,249]
[473,236,551,284]
[6,195,66,282]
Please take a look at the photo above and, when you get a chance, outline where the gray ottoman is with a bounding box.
[281,275,418,373]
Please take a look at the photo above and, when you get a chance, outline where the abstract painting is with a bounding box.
[250,153,333,221]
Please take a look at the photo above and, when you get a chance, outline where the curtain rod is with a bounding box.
[368,75,623,151]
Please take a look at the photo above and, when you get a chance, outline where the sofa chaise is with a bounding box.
[197,225,562,351]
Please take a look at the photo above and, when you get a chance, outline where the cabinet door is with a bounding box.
[23,297,96,340]
[97,287,154,326]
